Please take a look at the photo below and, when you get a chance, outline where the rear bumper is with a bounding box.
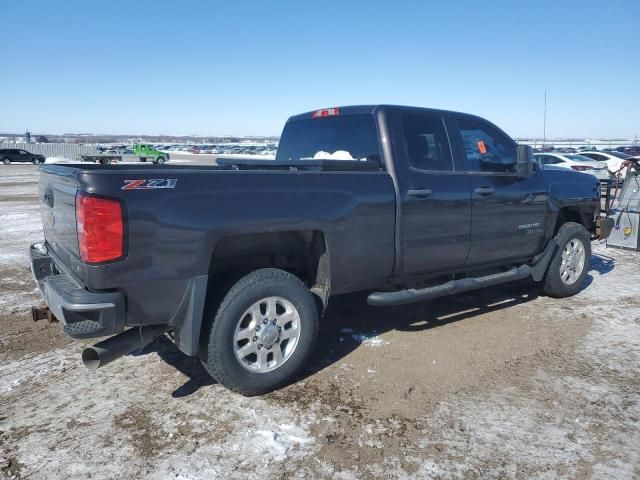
[30,242,125,338]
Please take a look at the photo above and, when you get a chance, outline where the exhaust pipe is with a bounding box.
[82,325,169,370]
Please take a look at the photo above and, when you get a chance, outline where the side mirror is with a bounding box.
[516,145,534,178]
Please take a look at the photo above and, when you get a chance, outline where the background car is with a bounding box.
[0,148,46,165]
[579,151,632,177]
[534,152,610,180]
[622,146,640,156]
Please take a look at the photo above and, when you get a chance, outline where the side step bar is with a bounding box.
[367,265,532,307]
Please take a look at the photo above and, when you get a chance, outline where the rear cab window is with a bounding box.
[402,113,454,171]
[276,114,381,164]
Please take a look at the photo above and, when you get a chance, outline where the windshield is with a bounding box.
[276,115,381,163]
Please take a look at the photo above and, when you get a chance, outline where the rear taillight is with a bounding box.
[570,165,589,171]
[76,193,124,263]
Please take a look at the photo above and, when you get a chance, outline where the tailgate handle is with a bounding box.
[407,188,433,198]
[43,188,54,207]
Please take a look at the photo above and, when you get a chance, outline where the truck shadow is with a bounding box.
[141,253,614,397]
[301,253,615,380]
[136,337,217,398]
[590,252,615,275]
[302,279,541,378]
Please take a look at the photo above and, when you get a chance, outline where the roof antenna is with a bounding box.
[543,90,547,147]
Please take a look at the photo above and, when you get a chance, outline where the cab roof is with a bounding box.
[286,104,480,123]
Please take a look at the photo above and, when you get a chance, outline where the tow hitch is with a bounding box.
[31,306,58,323]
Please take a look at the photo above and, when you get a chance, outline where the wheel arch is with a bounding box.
[552,204,597,237]
[190,230,330,356]
[206,229,330,304]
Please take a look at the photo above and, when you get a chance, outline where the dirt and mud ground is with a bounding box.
[1,164,639,479]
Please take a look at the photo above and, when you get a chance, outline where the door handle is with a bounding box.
[474,186,495,196]
[407,188,433,198]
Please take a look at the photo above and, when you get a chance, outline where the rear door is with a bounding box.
[450,115,548,265]
[7,149,20,161]
[393,110,471,276]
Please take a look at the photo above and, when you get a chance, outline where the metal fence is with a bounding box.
[0,142,98,160]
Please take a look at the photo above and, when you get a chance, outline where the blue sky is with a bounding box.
[1,0,638,138]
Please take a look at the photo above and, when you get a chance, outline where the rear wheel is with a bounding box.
[2,158,9,165]
[100,158,112,165]
[543,222,591,298]
[201,268,319,396]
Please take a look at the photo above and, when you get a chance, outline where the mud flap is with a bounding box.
[530,238,558,282]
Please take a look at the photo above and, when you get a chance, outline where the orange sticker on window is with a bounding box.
[477,140,487,154]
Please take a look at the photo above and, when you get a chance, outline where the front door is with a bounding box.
[17,150,30,162]
[451,116,548,266]
[396,111,472,276]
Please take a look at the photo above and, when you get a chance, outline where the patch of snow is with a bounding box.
[45,156,79,164]
[340,328,390,347]
[313,150,356,161]
[0,348,71,392]
[406,244,640,477]
[0,341,318,479]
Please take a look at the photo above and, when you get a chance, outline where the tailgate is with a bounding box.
[39,166,80,265]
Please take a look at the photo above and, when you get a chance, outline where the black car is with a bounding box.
[0,148,46,165]
[624,146,640,156]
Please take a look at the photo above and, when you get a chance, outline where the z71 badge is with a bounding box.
[121,179,178,190]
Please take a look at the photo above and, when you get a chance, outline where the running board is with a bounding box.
[367,265,532,306]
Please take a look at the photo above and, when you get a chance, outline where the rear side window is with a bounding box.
[402,113,453,171]
[457,118,517,173]
[276,115,380,163]
[582,152,609,161]
[539,155,562,165]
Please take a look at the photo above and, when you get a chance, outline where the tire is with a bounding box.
[100,158,112,165]
[32,157,41,165]
[201,268,319,396]
[2,158,9,165]
[155,156,165,165]
[542,222,591,298]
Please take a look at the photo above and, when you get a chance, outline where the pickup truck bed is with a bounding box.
[31,104,613,395]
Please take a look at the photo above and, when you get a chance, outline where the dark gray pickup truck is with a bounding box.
[30,105,613,395]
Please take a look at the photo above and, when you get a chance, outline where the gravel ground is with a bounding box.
[0,164,639,479]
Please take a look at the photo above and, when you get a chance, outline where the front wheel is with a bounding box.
[155,156,165,165]
[542,222,591,298]
[201,268,319,395]
[32,157,42,165]
[2,158,10,165]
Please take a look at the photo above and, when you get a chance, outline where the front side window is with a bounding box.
[276,114,380,163]
[457,118,517,173]
[402,113,453,171]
